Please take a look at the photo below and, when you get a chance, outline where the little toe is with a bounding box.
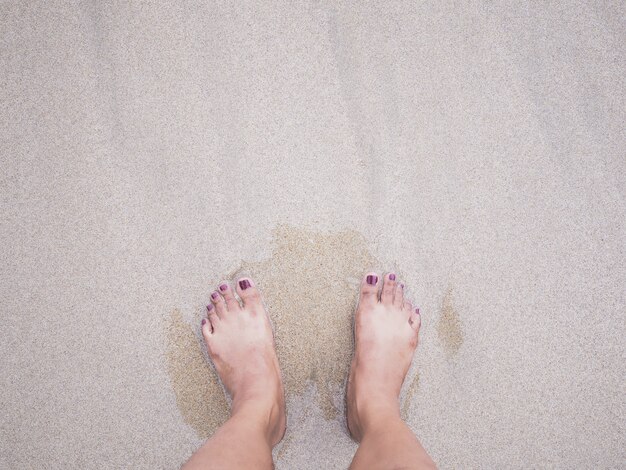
[218,282,241,311]
[206,303,220,331]
[235,277,263,311]
[381,272,397,305]
[359,272,380,308]
[393,282,404,308]
[201,317,213,340]
[409,307,421,332]
[210,290,228,318]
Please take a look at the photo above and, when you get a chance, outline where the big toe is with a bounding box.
[358,272,379,308]
[236,277,263,311]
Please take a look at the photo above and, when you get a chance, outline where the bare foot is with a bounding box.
[347,272,421,441]
[201,278,286,446]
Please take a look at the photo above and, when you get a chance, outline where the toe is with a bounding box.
[206,303,219,331]
[235,277,262,311]
[393,282,404,307]
[218,282,241,311]
[381,272,397,305]
[358,272,380,308]
[201,317,213,339]
[210,290,228,318]
[409,307,421,332]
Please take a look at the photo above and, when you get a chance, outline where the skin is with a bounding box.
[182,273,436,470]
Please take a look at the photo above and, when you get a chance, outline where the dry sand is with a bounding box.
[1,2,625,469]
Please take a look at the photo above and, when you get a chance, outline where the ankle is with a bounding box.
[358,400,400,431]
[231,395,285,445]
[349,389,402,441]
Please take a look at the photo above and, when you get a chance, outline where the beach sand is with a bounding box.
[1,2,625,469]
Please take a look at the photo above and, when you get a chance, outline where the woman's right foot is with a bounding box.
[346,272,421,441]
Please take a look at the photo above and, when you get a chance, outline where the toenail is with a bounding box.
[366,274,378,285]
[206,304,214,312]
[201,318,206,325]
[416,307,420,315]
[400,283,405,289]
[239,279,251,290]
[389,273,396,281]
[211,292,219,300]
[219,284,228,291]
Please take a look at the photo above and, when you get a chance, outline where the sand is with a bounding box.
[1,2,625,469]
[165,225,381,438]
[165,309,229,439]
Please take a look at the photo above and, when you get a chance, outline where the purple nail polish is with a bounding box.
[389,273,396,281]
[366,275,378,285]
[239,279,251,290]
[206,304,214,312]
[201,318,207,325]
[400,283,405,289]
[219,284,228,291]
[416,307,420,315]
[211,292,219,300]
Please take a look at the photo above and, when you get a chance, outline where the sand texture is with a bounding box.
[1,2,625,469]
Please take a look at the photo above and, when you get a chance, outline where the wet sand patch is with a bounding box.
[165,225,380,436]
[164,227,453,439]
[165,309,229,438]
[437,288,463,357]
[229,225,380,420]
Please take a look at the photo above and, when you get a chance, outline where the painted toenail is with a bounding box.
[201,318,206,325]
[211,292,219,300]
[219,284,228,291]
[389,273,396,281]
[239,279,251,290]
[400,283,405,289]
[206,304,214,312]
[366,275,378,285]
[416,307,420,315]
